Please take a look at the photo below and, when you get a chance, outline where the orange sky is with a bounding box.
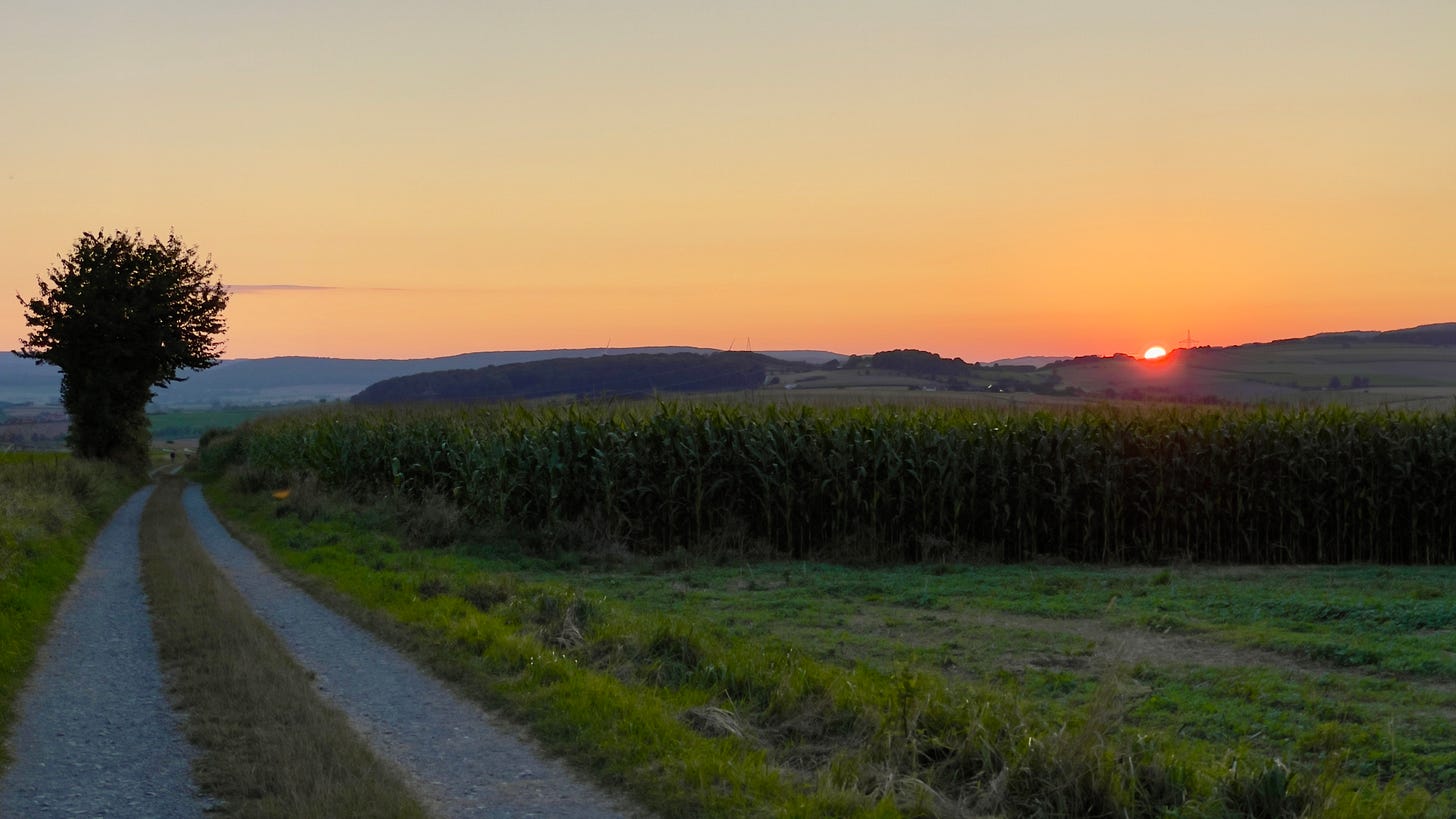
[4,2,1454,361]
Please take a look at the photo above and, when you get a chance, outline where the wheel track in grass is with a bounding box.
[849,606,1319,675]
[851,606,1456,706]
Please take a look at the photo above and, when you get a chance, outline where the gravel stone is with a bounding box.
[0,486,205,818]
[181,484,632,819]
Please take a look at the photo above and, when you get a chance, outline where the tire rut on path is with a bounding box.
[180,484,631,819]
[0,486,205,819]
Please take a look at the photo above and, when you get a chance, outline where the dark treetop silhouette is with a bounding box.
[15,230,228,470]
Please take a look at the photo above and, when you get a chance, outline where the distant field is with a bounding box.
[773,365,1054,393]
[758,339,1456,411]
[700,386,1092,412]
[0,404,308,451]
[147,406,297,442]
[1052,341,1456,409]
[0,451,67,466]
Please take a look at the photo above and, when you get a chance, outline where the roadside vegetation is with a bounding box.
[199,478,1450,816]
[138,478,429,818]
[197,400,1456,816]
[0,453,138,772]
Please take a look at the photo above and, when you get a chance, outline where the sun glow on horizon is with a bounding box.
[1144,346,1168,360]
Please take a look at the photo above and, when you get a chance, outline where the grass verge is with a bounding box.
[197,486,855,816]
[138,478,430,818]
[535,561,1456,811]
[0,453,137,774]
[194,470,1452,817]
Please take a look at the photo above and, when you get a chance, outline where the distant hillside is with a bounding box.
[1381,323,1456,346]
[991,355,1072,368]
[6,322,1453,410]
[1051,322,1456,407]
[0,355,63,405]
[353,352,795,404]
[352,347,1076,405]
[1,346,845,407]
[837,349,1063,393]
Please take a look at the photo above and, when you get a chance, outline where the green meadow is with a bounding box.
[194,400,1456,816]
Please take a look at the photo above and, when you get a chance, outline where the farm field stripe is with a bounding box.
[218,403,1456,565]
[178,483,631,819]
[0,486,204,818]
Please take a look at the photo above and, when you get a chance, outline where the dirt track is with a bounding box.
[2,480,632,818]
[0,487,204,818]
[180,483,629,818]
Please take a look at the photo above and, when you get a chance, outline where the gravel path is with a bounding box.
[181,484,631,819]
[0,486,205,819]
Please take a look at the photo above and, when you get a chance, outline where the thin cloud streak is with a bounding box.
[226,284,349,293]
[226,283,677,295]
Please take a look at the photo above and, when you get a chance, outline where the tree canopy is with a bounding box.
[15,230,228,469]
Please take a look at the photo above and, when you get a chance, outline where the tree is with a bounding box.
[15,230,228,471]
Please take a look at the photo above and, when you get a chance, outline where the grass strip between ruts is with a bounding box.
[138,478,431,818]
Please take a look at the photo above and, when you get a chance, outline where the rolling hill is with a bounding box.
[1049,323,1456,408]
[5,323,1454,411]
[0,347,845,408]
[352,351,797,404]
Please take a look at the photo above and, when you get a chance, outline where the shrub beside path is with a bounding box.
[0,486,205,818]
[180,484,631,818]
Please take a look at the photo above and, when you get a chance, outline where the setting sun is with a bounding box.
[1144,346,1168,360]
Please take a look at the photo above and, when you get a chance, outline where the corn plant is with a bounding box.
[213,401,1456,564]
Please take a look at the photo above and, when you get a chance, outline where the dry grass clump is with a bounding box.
[395,490,469,550]
[458,574,520,610]
[680,705,753,741]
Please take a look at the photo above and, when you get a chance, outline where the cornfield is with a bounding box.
[209,402,1456,563]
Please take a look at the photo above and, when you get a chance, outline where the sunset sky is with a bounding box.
[4,2,1454,361]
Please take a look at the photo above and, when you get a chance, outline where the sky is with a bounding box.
[4,1,1454,361]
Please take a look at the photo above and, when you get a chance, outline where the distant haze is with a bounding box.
[6,323,1456,411]
[0,347,847,407]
